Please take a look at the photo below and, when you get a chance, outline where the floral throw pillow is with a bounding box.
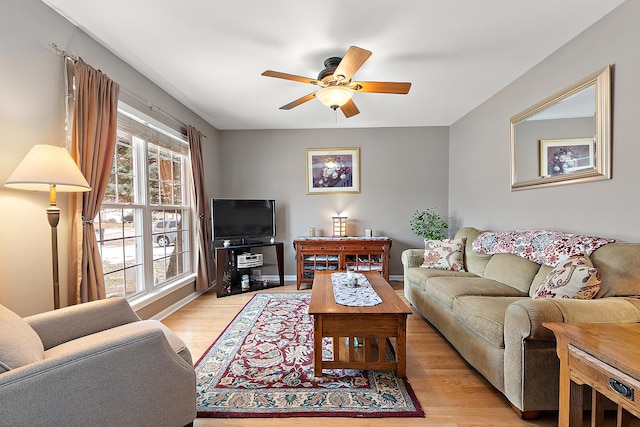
[532,255,601,299]
[421,238,466,271]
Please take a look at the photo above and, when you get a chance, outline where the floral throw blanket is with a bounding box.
[472,229,614,267]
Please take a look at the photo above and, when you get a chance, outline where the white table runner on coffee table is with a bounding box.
[331,272,382,306]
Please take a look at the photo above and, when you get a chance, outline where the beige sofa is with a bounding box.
[402,226,640,418]
[0,297,196,427]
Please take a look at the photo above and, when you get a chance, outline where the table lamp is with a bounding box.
[332,216,347,237]
[4,145,91,309]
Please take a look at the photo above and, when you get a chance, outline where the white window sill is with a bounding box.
[128,273,197,312]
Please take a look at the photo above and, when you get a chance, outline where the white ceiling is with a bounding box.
[42,0,624,131]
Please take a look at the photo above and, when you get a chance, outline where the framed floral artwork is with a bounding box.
[539,138,595,177]
[306,147,360,194]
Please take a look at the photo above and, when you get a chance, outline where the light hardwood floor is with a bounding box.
[162,281,636,427]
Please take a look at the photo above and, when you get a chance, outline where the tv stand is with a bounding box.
[213,241,284,297]
[235,237,271,246]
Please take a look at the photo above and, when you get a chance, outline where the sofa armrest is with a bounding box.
[401,249,424,269]
[503,297,640,412]
[25,297,141,350]
[0,325,196,426]
[505,297,640,343]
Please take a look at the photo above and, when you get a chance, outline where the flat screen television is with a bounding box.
[211,199,276,243]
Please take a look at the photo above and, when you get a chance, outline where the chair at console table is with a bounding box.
[544,322,640,427]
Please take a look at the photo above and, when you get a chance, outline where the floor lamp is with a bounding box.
[4,145,91,309]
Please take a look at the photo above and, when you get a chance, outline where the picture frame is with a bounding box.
[306,147,360,194]
[539,138,595,177]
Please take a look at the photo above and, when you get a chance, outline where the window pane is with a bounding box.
[117,176,134,204]
[153,258,168,284]
[174,184,183,205]
[104,270,125,298]
[105,134,138,205]
[148,142,185,207]
[101,239,124,275]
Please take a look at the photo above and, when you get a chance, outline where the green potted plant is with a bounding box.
[409,208,448,240]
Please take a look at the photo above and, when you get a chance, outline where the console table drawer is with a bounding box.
[569,344,640,417]
[297,244,343,251]
[344,243,385,251]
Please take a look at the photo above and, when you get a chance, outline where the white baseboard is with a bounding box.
[150,289,207,320]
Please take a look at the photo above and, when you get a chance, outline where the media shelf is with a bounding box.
[213,241,284,297]
[293,237,392,290]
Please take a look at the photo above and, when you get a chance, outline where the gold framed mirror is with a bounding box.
[510,66,611,191]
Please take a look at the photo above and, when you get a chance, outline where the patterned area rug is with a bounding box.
[195,293,423,418]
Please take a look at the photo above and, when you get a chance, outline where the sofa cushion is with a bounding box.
[532,255,601,299]
[453,296,526,348]
[529,264,553,297]
[0,304,44,373]
[426,277,527,310]
[406,267,477,292]
[483,254,541,293]
[455,227,492,276]
[421,238,466,271]
[590,242,640,298]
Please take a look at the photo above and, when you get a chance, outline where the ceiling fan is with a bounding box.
[262,46,411,118]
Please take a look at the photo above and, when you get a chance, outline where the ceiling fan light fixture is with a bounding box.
[315,86,353,109]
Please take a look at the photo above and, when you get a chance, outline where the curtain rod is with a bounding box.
[50,43,77,61]
[49,43,206,139]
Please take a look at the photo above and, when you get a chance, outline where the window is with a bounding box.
[95,105,193,300]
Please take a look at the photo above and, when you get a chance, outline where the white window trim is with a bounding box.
[99,102,196,302]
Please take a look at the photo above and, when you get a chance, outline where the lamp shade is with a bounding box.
[316,86,353,109]
[4,145,91,192]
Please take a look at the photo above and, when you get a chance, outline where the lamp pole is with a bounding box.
[46,184,61,309]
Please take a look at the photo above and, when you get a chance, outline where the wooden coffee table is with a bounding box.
[307,271,412,377]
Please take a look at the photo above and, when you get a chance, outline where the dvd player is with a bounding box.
[237,253,263,268]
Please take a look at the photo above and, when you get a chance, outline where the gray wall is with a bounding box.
[219,127,450,276]
[449,0,640,242]
[0,0,221,315]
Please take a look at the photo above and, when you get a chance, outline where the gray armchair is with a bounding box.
[0,297,196,427]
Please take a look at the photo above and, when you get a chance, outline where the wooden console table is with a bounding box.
[293,237,391,290]
[545,322,640,427]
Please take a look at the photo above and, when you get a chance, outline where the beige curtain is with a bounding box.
[187,125,212,290]
[68,59,120,304]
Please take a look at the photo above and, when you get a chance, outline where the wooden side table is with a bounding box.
[544,322,640,427]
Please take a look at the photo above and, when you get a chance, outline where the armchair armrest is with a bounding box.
[0,324,196,426]
[25,297,141,350]
[401,249,424,269]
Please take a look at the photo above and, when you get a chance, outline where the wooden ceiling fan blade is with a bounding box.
[262,70,319,85]
[352,81,412,94]
[333,46,372,81]
[279,92,317,110]
[340,99,360,118]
